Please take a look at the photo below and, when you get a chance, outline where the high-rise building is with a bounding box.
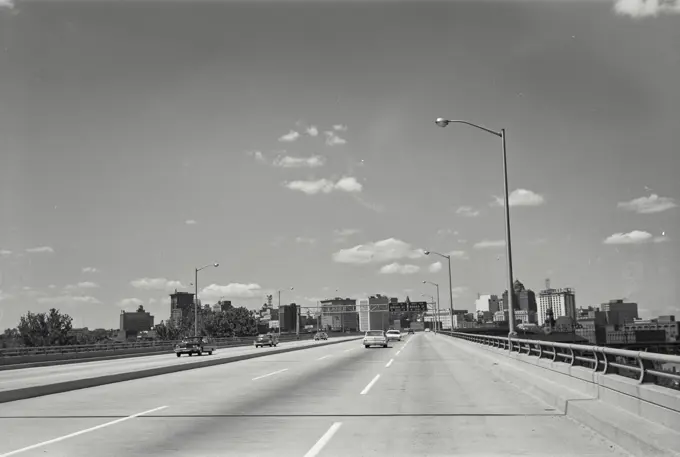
[600,299,639,326]
[475,294,500,314]
[320,298,358,331]
[119,310,154,340]
[502,280,537,313]
[537,286,576,326]
[169,290,195,322]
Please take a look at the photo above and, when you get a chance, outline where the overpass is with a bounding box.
[0,332,678,456]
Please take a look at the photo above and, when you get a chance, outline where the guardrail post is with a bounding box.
[568,347,576,366]
[637,355,655,384]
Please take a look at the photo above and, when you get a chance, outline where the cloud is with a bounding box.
[279,130,300,142]
[333,124,348,132]
[334,228,360,237]
[0,249,12,257]
[428,261,443,273]
[473,240,506,249]
[456,206,481,217]
[130,277,185,290]
[491,189,545,207]
[332,238,425,265]
[653,235,669,243]
[448,250,469,260]
[617,194,677,214]
[247,150,267,163]
[436,228,459,236]
[273,155,326,168]
[451,286,468,298]
[351,194,384,212]
[324,131,347,146]
[26,246,54,254]
[614,0,680,18]
[295,236,316,245]
[185,219,198,225]
[603,230,653,245]
[285,177,362,195]
[379,263,421,275]
[82,267,98,273]
[37,295,102,305]
[200,283,263,301]
[0,0,14,9]
[65,281,99,290]
[118,298,144,308]
[306,126,319,137]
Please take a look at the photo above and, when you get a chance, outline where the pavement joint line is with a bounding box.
[0,405,168,457]
[395,350,401,356]
[252,368,288,381]
[303,421,342,457]
[317,355,332,360]
[360,374,380,395]
[385,359,394,368]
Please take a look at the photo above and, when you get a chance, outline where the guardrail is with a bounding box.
[443,331,680,391]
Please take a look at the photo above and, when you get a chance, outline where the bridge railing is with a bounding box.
[443,331,680,391]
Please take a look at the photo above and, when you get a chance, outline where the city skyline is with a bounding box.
[1,0,679,329]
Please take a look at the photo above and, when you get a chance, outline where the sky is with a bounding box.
[0,0,679,330]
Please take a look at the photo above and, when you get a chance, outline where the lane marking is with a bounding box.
[360,374,380,395]
[344,348,354,352]
[317,355,332,360]
[303,422,343,457]
[385,358,394,368]
[252,368,288,380]
[396,350,401,356]
[0,406,168,457]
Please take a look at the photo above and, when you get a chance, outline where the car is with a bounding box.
[386,329,402,342]
[425,328,431,333]
[174,336,216,357]
[407,328,415,335]
[254,334,279,348]
[363,330,388,348]
[314,332,328,341]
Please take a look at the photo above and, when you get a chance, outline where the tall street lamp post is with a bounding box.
[423,280,441,332]
[423,250,454,331]
[195,262,219,337]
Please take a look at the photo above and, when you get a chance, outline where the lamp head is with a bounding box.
[213,263,220,268]
[435,118,450,128]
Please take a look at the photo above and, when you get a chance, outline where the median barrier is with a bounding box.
[441,331,680,457]
[0,336,362,404]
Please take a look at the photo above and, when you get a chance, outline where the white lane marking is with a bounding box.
[303,422,343,457]
[252,368,288,380]
[317,355,332,360]
[385,358,394,368]
[396,350,401,356]
[344,348,354,352]
[0,406,168,457]
[360,374,380,395]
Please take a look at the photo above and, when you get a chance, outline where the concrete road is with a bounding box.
[0,336,358,393]
[0,333,629,457]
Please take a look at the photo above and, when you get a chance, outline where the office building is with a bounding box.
[119,310,154,340]
[320,298,358,331]
[475,294,500,314]
[537,286,576,326]
[169,290,195,322]
[502,280,537,313]
[601,299,639,326]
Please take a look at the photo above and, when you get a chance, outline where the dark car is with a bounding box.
[314,332,328,341]
[254,334,279,348]
[407,328,415,335]
[174,336,216,357]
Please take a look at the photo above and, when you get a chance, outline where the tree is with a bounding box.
[16,308,73,347]
[155,320,182,341]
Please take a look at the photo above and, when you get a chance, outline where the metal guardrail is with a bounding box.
[0,333,317,358]
[444,331,680,391]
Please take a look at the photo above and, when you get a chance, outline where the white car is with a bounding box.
[363,330,388,348]
[425,328,431,333]
[385,329,402,342]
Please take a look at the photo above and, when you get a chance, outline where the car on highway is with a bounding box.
[314,332,328,341]
[174,336,215,357]
[425,328,431,333]
[386,329,402,342]
[407,328,415,335]
[254,334,279,348]
[363,330,388,348]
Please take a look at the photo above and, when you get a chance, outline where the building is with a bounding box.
[169,290,195,322]
[502,280,537,313]
[475,294,500,314]
[537,286,576,326]
[119,310,154,340]
[600,299,639,326]
[218,300,233,312]
[623,316,679,342]
[320,298,358,331]
[425,309,452,330]
[514,309,537,324]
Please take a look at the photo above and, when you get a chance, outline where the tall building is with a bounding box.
[537,286,576,326]
[170,290,195,321]
[119,310,154,340]
[475,294,500,314]
[320,298,358,331]
[600,299,639,326]
[502,280,537,313]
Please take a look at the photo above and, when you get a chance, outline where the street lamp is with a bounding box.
[423,280,441,333]
[195,262,219,337]
[421,293,435,332]
[278,287,294,336]
[423,250,454,333]
[434,117,516,338]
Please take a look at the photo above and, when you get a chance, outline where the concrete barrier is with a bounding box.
[441,334,680,457]
[0,337,362,404]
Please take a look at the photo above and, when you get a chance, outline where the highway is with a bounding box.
[0,333,629,457]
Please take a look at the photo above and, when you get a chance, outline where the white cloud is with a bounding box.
[491,189,545,207]
[200,283,263,301]
[379,263,421,275]
[0,0,14,9]
[48,284,56,289]
[65,281,99,290]
[604,230,653,245]
[185,219,198,225]
[82,267,98,273]
[285,177,362,195]
[456,206,481,217]
[451,286,468,298]
[428,261,443,273]
[273,155,325,168]
[332,238,425,265]
[324,131,347,146]
[26,246,54,254]
[617,194,677,214]
[130,277,185,291]
[653,235,669,243]
[334,228,360,237]
[37,295,102,305]
[247,150,267,163]
[614,0,680,18]
[118,298,144,308]
[0,249,12,257]
[306,126,319,137]
[448,250,469,260]
[295,236,316,245]
[333,124,348,132]
[436,228,459,236]
[279,130,300,142]
[473,240,506,249]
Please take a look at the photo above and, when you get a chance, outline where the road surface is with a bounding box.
[0,333,628,456]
